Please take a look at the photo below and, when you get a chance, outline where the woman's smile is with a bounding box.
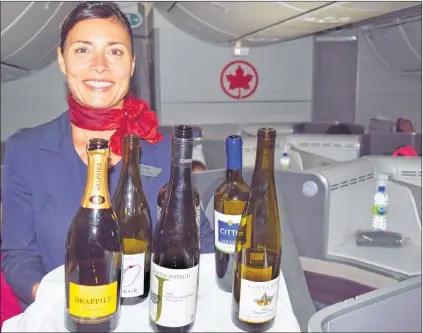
[83,79,115,93]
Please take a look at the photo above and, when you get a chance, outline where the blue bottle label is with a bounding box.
[214,210,242,254]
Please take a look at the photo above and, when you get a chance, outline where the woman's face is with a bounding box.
[397,119,415,133]
[57,18,135,109]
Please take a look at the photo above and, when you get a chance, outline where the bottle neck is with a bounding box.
[226,169,243,182]
[169,138,194,189]
[226,137,243,182]
[252,138,276,186]
[118,142,143,188]
[81,150,111,209]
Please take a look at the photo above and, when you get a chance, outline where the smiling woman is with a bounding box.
[58,11,135,110]
[0,0,216,316]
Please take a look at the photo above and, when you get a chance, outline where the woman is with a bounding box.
[1,1,214,310]
[396,118,416,133]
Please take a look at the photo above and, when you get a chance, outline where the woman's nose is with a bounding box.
[91,54,108,74]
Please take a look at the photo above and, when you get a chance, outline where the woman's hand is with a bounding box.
[32,283,40,300]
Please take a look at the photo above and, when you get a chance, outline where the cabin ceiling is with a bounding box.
[0,1,421,83]
[153,1,421,46]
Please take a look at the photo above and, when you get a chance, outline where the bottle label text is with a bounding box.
[149,262,199,327]
[214,211,242,254]
[122,253,145,297]
[239,275,280,324]
[68,281,117,321]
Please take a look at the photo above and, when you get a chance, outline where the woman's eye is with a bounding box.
[110,49,123,56]
[75,47,89,54]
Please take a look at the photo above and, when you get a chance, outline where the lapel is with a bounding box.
[38,112,166,221]
[39,112,83,219]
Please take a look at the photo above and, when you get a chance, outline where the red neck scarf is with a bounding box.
[68,94,162,156]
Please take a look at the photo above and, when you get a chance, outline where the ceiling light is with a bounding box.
[303,16,352,24]
[233,41,250,57]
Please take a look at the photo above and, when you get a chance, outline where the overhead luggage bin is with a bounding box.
[1,1,78,82]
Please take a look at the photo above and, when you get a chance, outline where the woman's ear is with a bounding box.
[57,47,67,76]
[130,54,136,77]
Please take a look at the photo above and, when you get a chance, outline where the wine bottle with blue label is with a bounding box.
[214,135,250,293]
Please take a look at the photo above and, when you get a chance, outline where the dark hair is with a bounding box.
[60,1,134,54]
[325,124,353,135]
[396,118,403,132]
[192,160,207,172]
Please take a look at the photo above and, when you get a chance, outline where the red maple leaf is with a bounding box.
[226,65,253,99]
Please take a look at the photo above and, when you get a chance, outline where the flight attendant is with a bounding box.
[1,1,214,310]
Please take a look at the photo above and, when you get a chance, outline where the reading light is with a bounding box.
[233,41,250,57]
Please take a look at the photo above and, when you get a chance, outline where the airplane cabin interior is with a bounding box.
[0,1,422,332]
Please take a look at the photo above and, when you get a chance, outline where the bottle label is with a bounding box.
[81,153,111,209]
[68,281,117,322]
[158,205,201,246]
[149,262,199,327]
[214,211,242,254]
[372,204,387,216]
[122,253,145,297]
[239,275,280,324]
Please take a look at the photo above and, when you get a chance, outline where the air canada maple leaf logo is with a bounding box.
[220,60,259,100]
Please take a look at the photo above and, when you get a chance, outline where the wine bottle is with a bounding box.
[112,135,152,305]
[157,180,201,246]
[65,138,122,333]
[149,125,200,333]
[232,128,282,332]
[214,135,250,293]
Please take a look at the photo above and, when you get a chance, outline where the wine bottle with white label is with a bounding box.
[65,139,122,332]
[149,125,200,333]
[214,135,250,293]
[232,128,282,332]
[112,135,152,305]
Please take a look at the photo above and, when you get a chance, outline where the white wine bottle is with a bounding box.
[112,135,152,305]
[232,128,282,332]
[214,135,250,293]
[65,138,122,332]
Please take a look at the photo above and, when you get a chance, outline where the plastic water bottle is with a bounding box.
[280,153,290,169]
[372,186,388,231]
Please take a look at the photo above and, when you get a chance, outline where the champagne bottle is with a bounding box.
[157,178,201,246]
[214,135,250,293]
[149,125,200,333]
[65,138,122,333]
[232,128,282,332]
[112,135,152,305]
